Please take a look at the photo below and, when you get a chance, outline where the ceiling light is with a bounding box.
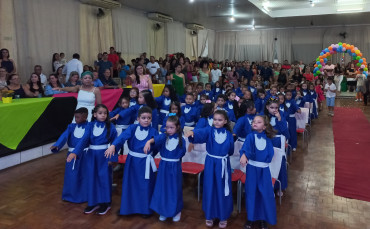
[189,0,194,3]
[229,16,235,22]
[263,6,270,12]
[337,8,363,12]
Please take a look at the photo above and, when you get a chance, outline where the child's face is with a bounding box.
[217,98,226,107]
[205,85,211,91]
[279,88,285,93]
[243,92,252,100]
[213,113,227,129]
[165,121,178,135]
[74,113,87,124]
[185,95,194,104]
[267,103,279,115]
[120,99,129,109]
[93,72,99,80]
[327,80,333,85]
[270,88,277,96]
[170,104,178,114]
[252,116,266,132]
[138,93,145,104]
[247,107,255,114]
[302,84,308,90]
[278,96,285,105]
[186,86,193,93]
[250,81,255,87]
[130,90,137,98]
[200,97,207,104]
[163,88,170,97]
[285,93,292,100]
[258,93,265,99]
[138,112,152,127]
[196,86,203,93]
[241,88,247,94]
[309,85,315,90]
[94,107,107,122]
[256,84,262,90]
[228,93,236,101]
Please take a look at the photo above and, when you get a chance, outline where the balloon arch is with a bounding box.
[313,42,368,78]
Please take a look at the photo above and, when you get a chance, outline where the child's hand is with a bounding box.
[143,141,151,154]
[240,154,248,167]
[188,143,194,152]
[66,153,76,162]
[274,110,281,121]
[110,114,119,121]
[104,145,116,158]
[50,146,58,151]
[185,131,194,138]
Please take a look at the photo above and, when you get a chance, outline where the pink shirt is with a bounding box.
[324,64,335,76]
[132,75,150,92]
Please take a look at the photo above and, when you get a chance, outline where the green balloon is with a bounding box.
[353,56,357,60]
[357,63,361,67]
[338,42,343,46]
[365,67,368,71]
[316,58,320,61]
[356,56,361,60]
[316,71,321,75]
[318,64,322,68]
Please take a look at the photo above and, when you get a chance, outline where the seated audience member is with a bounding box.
[64,71,82,87]
[24,73,44,97]
[55,66,66,85]
[100,69,118,89]
[92,70,104,88]
[44,74,67,96]
[3,74,26,98]
[34,65,48,85]
[0,48,17,74]
[0,67,7,90]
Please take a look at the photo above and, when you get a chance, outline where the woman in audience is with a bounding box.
[44,74,66,96]
[198,60,210,85]
[277,68,288,87]
[168,63,185,96]
[227,66,239,88]
[24,73,44,97]
[0,67,7,90]
[56,66,66,85]
[291,67,303,83]
[65,71,81,87]
[303,67,314,82]
[130,64,153,94]
[4,74,26,98]
[0,49,16,74]
[52,53,63,73]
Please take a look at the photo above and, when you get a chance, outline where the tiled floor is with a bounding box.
[0,99,369,229]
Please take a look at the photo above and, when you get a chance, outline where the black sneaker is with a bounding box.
[96,204,111,215]
[84,205,99,214]
[243,220,253,229]
[260,220,268,229]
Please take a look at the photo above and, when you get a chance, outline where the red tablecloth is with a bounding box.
[52,88,123,111]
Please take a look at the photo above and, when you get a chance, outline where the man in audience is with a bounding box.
[34,65,47,85]
[236,62,246,81]
[281,60,291,70]
[260,61,273,86]
[142,52,150,65]
[63,53,83,81]
[244,63,254,85]
[211,63,222,85]
[100,69,118,89]
[108,47,119,78]
[97,52,113,78]
[146,56,160,83]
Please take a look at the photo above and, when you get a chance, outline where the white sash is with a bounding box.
[89,144,109,150]
[161,157,180,162]
[237,137,246,142]
[248,159,269,168]
[185,121,195,126]
[160,109,169,114]
[128,151,157,179]
[207,153,230,196]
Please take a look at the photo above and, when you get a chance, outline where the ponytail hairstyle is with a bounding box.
[213,110,232,132]
[170,101,182,117]
[140,90,158,109]
[163,84,178,102]
[238,100,255,117]
[91,104,111,140]
[254,115,277,139]
[200,102,215,118]
[166,116,183,147]
[264,96,279,116]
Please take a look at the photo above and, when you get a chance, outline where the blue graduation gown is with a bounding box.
[309,90,318,119]
[72,121,117,206]
[160,115,185,133]
[233,114,255,141]
[285,99,300,149]
[279,104,289,122]
[295,97,305,108]
[255,97,267,114]
[110,107,132,126]
[195,115,213,129]
[52,122,88,203]
[248,86,257,100]
[188,126,234,221]
[181,103,199,127]
[213,87,222,100]
[131,104,159,129]
[155,95,172,124]
[200,90,214,101]
[150,133,186,217]
[240,131,276,225]
[112,124,159,215]
[268,112,290,191]
[218,106,236,122]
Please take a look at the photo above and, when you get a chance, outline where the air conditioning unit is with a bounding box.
[147,13,173,23]
[80,0,121,9]
[186,23,204,30]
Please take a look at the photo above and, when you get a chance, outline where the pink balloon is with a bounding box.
[320,68,324,71]
[354,47,358,50]
[361,65,365,68]
[335,44,339,48]
[342,47,346,51]
[330,51,335,54]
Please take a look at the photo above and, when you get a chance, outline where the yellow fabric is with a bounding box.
[153,84,165,98]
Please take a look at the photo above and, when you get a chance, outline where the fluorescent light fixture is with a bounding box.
[337,8,363,12]
[189,0,194,3]
[263,6,270,12]
[311,3,315,7]
[229,16,235,22]
[252,25,256,30]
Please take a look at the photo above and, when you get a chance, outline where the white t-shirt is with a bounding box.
[211,69,222,83]
[40,73,47,85]
[146,62,160,76]
[325,83,337,98]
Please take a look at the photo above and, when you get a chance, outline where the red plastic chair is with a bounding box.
[182,162,205,202]
[118,154,127,164]
[296,128,309,147]
[154,158,161,168]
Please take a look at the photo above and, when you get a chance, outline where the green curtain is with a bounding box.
[0,98,53,149]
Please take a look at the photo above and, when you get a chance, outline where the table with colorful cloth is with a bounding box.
[125,84,165,97]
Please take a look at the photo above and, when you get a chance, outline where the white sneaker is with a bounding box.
[331,113,334,117]
[355,99,359,102]
[159,215,167,221]
[360,99,363,102]
[173,212,181,222]
[293,148,296,152]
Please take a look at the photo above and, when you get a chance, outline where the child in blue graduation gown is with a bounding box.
[264,98,290,193]
[131,90,159,129]
[213,81,222,100]
[160,101,185,133]
[200,83,214,101]
[110,97,132,134]
[255,89,268,114]
[309,83,318,119]
[144,116,187,222]
[285,91,301,151]
[240,115,277,229]
[278,94,289,122]
[51,108,89,203]
[129,87,139,107]
[295,90,305,108]
[67,104,117,215]
[105,106,159,216]
[216,94,236,122]
[195,102,215,129]
[181,93,199,127]
[155,85,177,124]
[226,90,239,118]
[233,100,256,143]
[186,110,234,228]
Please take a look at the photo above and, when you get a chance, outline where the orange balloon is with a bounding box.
[351,49,355,53]
[328,46,333,50]
[363,58,367,62]
[314,64,318,67]
[351,45,355,49]
[358,53,362,57]
[346,44,351,49]
[343,43,347,47]
[320,59,324,63]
